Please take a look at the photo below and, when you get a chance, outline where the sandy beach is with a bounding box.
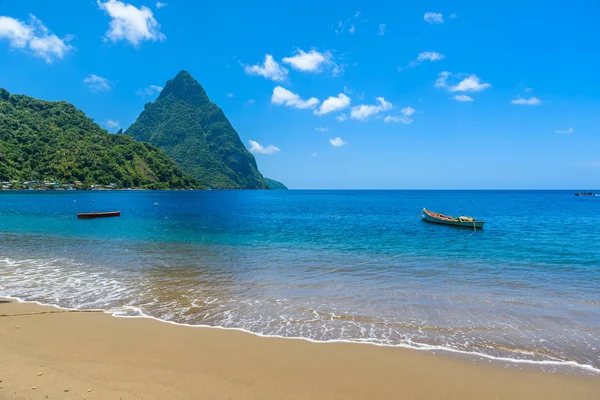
[0,298,598,399]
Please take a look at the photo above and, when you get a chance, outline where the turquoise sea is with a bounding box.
[1,190,599,373]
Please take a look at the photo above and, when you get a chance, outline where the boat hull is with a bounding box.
[77,211,121,219]
[421,210,485,229]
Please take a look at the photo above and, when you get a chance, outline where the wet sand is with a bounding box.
[0,298,599,400]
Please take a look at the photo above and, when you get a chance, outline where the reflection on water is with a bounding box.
[0,190,599,373]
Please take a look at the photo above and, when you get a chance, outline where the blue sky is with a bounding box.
[1,0,599,189]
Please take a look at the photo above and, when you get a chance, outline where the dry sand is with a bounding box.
[0,298,599,400]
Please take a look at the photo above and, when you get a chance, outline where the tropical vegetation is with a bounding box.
[126,71,269,189]
[0,88,200,189]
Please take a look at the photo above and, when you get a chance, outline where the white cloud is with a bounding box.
[247,99,256,104]
[555,128,574,134]
[336,113,348,122]
[329,137,347,147]
[271,86,319,109]
[244,54,288,81]
[384,106,416,124]
[435,72,491,93]
[156,1,167,8]
[84,74,112,91]
[449,13,458,19]
[511,97,541,105]
[451,75,491,92]
[135,84,162,96]
[435,71,451,89]
[350,97,393,121]
[248,140,280,155]
[104,119,120,129]
[409,51,445,67]
[314,93,351,115]
[335,12,362,34]
[417,51,445,62]
[0,15,73,63]
[282,49,332,72]
[97,0,166,46]
[315,127,328,132]
[226,93,234,98]
[424,12,444,24]
[453,94,474,102]
[402,106,416,116]
[378,23,386,36]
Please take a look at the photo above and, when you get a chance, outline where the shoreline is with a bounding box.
[3,295,599,376]
[1,298,599,399]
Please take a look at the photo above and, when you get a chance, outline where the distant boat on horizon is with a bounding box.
[422,208,485,230]
[574,192,598,197]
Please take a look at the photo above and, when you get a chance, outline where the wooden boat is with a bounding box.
[421,208,484,229]
[77,211,121,219]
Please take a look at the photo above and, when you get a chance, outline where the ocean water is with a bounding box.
[1,190,599,373]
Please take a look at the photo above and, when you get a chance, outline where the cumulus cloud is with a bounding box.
[449,13,458,19]
[511,97,541,105]
[555,128,574,134]
[97,0,166,46]
[314,93,351,115]
[329,137,347,147]
[282,49,333,72]
[336,114,348,122]
[384,106,416,124]
[135,84,162,96]
[435,71,491,93]
[408,51,445,67]
[248,140,280,155]
[424,12,444,24]
[417,51,445,62]
[453,94,474,102]
[0,15,73,63]
[452,76,491,92]
[350,97,393,121]
[84,74,112,91]
[271,86,319,109]
[104,119,120,129]
[244,54,288,81]
[155,1,167,8]
[378,23,386,36]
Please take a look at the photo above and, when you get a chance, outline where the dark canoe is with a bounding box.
[421,208,484,229]
[77,211,121,219]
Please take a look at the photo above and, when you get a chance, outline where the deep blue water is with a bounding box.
[1,190,599,373]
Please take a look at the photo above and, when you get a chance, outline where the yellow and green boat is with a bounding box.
[421,208,485,230]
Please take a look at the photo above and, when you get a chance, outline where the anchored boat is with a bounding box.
[77,211,121,219]
[422,208,484,230]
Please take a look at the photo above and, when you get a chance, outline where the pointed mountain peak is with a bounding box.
[158,70,209,104]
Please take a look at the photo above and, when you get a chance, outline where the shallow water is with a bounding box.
[1,190,599,373]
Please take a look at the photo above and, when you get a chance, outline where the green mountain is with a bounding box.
[265,178,288,190]
[125,71,268,189]
[0,88,199,189]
